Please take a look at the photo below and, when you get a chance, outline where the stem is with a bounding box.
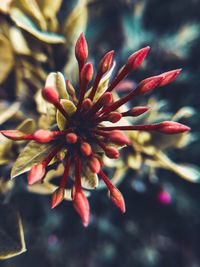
[60,157,71,188]
[54,101,70,120]
[74,152,82,192]
[43,142,64,166]
[97,123,160,131]
[98,170,114,190]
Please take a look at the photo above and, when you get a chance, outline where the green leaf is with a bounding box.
[0,204,26,260]
[10,8,65,43]
[11,140,55,178]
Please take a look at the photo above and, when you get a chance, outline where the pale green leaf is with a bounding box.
[0,204,26,260]
[56,99,76,130]
[10,8,65,43]
[81,167,99,189]
[45,72,69,99]
[11,141,55,178]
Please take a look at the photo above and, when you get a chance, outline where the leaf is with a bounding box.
[0,204,26,260]
[9,27,31,55]
[0,102,20,125]
[10,8,65,43]
[127,153,142,170]
[81,167,99,189]
[45,72,69,99]
[37,0,62,19]
[17,118,36,134]
[63,0,88,46]
[56,99,76,130]
[156,151,200,183]
[10,0,46,28]
[0,33,14,83]
[35,90,56,129]
[11,140,55,178]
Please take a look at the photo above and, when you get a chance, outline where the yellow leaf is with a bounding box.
[56,99,76,130]
[17,118,36,134]
[45,72,69,99]
[0,204,26,260]
[81,167,99,189]
[10,8,65,43]
[11,141,55,178]
[0,34,14,83]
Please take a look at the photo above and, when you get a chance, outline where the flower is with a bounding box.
[1,33,190,226]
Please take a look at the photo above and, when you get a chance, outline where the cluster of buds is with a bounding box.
[1,33,190,226]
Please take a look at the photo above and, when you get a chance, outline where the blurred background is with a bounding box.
[0,0,200,266]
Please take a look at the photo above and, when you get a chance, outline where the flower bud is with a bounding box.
[66,133,78,144]
[42,87,59,104]
[157,121,190,134]
[82,98,92,111]
[33,129,55,143]
[28,163,46,185]
[109,130,130,145]
[73,191,90,227]
[100,92,113,107]
[125,46,150,71]
[105,146,120,159]
[51,187,65,209]
[159,69,182,87]
[137,76,164,95]
[107,112,122,123]
[1,130,29,140]
[98,50,114,75]
[88,156,101,173]
[110,187,126,213]
[123,106,149,117]
[81,62,93,84]
[81,142,92,156]
[75,33,88,67]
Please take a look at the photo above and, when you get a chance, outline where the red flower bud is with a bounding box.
[126,46,150,71]
[33,129,55,143]
[81,62,93,84]
[88,156,101,173]
[75,33,88,67]
[28,163,46,185]
[109,130,130,145]
[42,87,59,104]
[66,133,78,143]
[81,142,92,156]
[123,106,149,117]
[110,186,126,213]
[107,112,122,123]
[1,130,29,140]
[159,69,182,87]
[157,121,190,134]
[105,146,120,159]
[51,187,65,209]
[73,191,90,227]
[98,50,114,75]
[82,98,92,111]
[137,75,164,95]
[100,92,113,107]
